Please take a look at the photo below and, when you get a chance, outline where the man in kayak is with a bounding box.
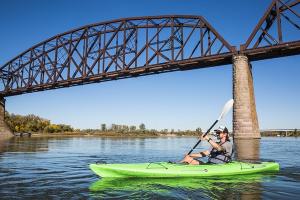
[180,125,233,165]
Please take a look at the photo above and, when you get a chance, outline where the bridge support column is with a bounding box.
[0,97,13,140]
[232,55,260,139]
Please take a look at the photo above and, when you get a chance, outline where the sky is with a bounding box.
[0,0,299,131]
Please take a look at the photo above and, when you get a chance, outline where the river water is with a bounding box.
[0,136,299,199]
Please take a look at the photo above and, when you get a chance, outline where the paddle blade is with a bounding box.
[217,99,234,121]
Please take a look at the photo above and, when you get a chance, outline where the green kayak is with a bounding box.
[89,161,279,178]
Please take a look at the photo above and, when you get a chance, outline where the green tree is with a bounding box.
[129,125,136,132]
[58,124,73,132]
[101,124,107,132]
[196,128,202,134]
[139,123,146,131]
[111,124,117,131]
[5,112,73,133]
[122,125,129,132]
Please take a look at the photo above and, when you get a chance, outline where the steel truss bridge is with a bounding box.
[0,0,299,97]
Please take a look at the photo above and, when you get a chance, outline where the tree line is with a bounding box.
[82,123,202,136]
[4,112,202,135]
[5,112,74,133]
[99,123,146,132]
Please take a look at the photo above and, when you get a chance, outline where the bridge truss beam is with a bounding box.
[241,0,300,60]
[0,15,235,97]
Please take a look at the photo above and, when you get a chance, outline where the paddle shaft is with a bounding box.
[187,119,218,155]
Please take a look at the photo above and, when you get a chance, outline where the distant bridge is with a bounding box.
[0,0,299,139]
[261,129,299,137]
[261,129,299,132]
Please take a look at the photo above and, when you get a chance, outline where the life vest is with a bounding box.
[208,141,232,163]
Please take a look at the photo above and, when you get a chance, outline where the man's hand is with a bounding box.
[201,135,210,141]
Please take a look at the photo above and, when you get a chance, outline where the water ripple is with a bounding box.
[0,137,299,199]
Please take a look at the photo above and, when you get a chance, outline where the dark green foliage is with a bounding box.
[101,124,107,131]
[139,123,146,131]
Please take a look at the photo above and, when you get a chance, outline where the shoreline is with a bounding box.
[30,133,199,138]
[16,131,300,138]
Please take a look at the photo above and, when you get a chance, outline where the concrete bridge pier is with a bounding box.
[232,55,260,160]
[0,97,13,140]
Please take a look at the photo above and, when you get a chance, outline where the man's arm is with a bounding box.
[203,135,225,152]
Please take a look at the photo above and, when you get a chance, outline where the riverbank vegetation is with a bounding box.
[79,123,203,137]
[5,112,300,137]
[5,112,74,133]
[5,112,202,136]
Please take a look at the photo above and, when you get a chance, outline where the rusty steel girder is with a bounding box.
[0,15,235,97]
[241,0,300,60]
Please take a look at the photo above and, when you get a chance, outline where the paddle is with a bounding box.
[187,99,234,155]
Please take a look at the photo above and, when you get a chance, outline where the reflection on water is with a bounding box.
[0,137,49,153]
[90,175,269,199]
[0,136,299,199]
[232,139,262,200]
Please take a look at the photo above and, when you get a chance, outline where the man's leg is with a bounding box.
[180,155,200,165]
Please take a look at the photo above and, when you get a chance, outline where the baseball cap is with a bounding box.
[214,125,228,133]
